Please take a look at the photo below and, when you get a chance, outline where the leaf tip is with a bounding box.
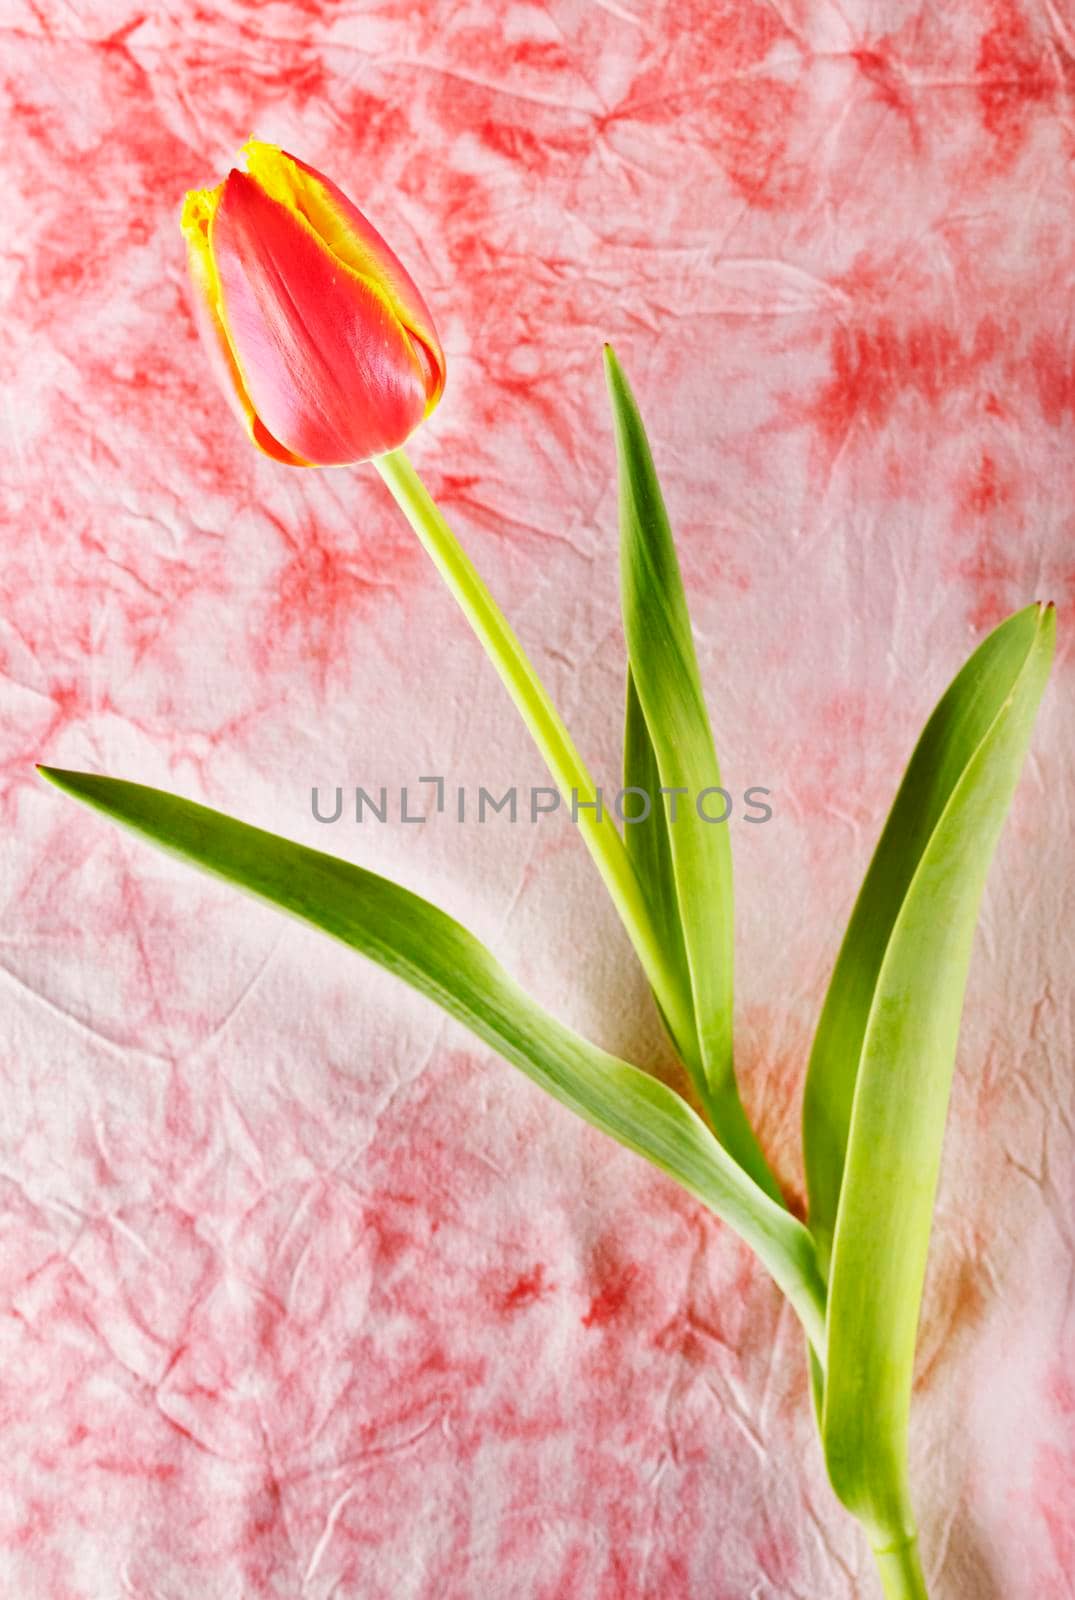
[35,765,91,800]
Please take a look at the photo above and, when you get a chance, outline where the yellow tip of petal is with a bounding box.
[240,136,282,167]
[239,139,299,211]
[180,183,224,244]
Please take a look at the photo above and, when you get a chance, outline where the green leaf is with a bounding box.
[605,345,781,1203]
[803,603,1055,1274]
[36,766,827,1355]
[623,668,691,1032]
[814,603,1055,1548]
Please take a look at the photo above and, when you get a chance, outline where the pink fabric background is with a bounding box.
[3,3,1073,1596]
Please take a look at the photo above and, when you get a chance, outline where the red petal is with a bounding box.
[282,148,446,408]
[182,188,307,466]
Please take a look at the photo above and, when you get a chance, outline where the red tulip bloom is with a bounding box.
[181,141,445,466]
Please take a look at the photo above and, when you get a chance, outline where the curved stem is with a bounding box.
[872,1534,929,1600]
[374,446,702,1074]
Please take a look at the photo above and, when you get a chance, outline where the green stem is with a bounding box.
[374,446,702,1072]
[872,1534,929,1600]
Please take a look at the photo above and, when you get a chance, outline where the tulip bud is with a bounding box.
[180,141,445,467]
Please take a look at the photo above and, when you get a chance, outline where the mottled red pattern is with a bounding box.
[2,2,1072,1597]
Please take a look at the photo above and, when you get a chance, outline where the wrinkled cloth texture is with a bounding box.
[2,3,1073,1598]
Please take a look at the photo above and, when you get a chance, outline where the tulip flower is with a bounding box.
[181,141,445,466]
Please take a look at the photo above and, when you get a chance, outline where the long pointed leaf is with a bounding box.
[819,603,1054,1547]
[803,602,1054,1274]
[37,766,827,1354]
[605,345,780,1202]
[623,668,692,1031]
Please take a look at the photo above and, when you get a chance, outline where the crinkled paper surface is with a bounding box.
[1,2,1073,1596]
